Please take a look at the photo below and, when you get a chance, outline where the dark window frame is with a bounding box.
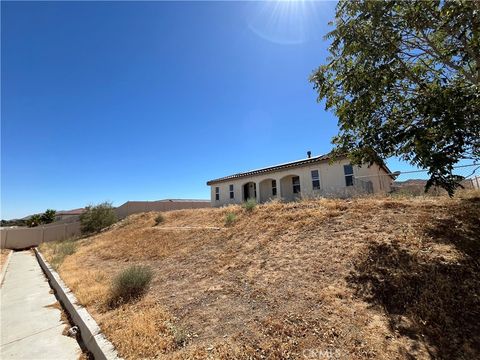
[229,184,234,199]
[344,165,354,187]
[272,180,277,196]
[215,187,220,201]
[311,170,320,190]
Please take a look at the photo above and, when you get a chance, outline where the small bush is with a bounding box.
[225,212,236,226]
[243,198,257,212]
[51,240,76,269]
[80,202,117,234]
[166,322,189,347]
[110,265,153,305]
[154,213,165,226]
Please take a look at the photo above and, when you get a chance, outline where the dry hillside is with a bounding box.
[40,193,480,359]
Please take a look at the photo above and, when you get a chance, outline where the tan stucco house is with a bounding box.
[207,152,394,207]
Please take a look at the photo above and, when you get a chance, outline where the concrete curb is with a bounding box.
[0,250,13,286]
[34,248,122,360]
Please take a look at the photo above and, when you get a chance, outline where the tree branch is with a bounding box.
[420,29,477,84]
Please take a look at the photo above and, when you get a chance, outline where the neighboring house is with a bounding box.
[207,152,395,206]
[54,208,85,223]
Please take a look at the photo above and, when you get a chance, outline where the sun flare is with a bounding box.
[247,0,325,45]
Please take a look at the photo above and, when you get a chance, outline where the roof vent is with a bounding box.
[307,151,312,158]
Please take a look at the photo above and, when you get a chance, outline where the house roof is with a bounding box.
[206,153,395,185]
[55,208,85,216]
[207,153,333,185]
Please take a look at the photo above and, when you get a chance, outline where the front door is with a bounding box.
[243,183,256,201]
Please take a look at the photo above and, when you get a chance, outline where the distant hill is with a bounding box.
[393,178,477,194]
[394,179,428,187]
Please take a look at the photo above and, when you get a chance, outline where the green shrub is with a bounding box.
[110,265,153,305]
[225,212,236,226]
[243,198,257,212]
[154,213,165,226]
[80,202,117,234]
[51,240,76,269]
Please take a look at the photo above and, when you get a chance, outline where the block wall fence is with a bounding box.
[1,200,210,250]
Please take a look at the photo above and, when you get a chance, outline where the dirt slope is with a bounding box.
[40,193,480,359]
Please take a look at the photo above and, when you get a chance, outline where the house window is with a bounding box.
[229,184,234,199]
[344,164,354,186]
[292,176,301,194]
[215,187,220,201]
[311,170,320,190]
[272,180,277,196]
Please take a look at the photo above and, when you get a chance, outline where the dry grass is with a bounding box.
[40,191,480,359]
[0,249,11,271]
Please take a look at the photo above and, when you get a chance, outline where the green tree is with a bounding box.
[28,214,42,227]
[41,209,56,224]
[80,202,117,234]
[311,0,479,195]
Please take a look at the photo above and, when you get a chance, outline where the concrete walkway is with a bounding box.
[1,250,81,359]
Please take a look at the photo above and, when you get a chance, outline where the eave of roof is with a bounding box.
[206,154,333,185]
[380,162,396,180]
[206,153,396,185]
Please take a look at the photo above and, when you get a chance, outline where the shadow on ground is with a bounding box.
[348,196,480,359]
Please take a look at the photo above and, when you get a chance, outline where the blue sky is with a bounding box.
[1,1,424,219]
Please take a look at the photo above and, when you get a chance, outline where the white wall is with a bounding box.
[209,159,393,207]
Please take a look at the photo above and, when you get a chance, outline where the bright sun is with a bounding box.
[247,0,324,45]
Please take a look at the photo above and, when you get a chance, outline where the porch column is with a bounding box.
[255,182,261,203]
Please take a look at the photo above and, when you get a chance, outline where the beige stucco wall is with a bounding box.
[355,162,392,193]
[114,200,210,219]
[209,159,393,207]
[0,222,82,250]
[0,227,43,249]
